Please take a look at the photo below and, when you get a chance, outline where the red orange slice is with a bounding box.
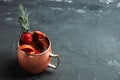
[33,31,46,40]
[33,31,49,49]
[19,44,38,54]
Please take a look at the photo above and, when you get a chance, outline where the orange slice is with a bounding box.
[33,31,46,40]
[19,44,38,54]
[33,31,48,47]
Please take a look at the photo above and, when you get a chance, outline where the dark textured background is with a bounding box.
[1,0,120,80]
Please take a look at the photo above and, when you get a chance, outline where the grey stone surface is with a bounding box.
[1,0,120,80]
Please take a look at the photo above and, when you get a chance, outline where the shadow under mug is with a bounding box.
[17,31,59,74]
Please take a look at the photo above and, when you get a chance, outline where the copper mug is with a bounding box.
[17,31,59,74]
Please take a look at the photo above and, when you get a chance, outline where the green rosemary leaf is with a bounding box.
[19,4,30,33]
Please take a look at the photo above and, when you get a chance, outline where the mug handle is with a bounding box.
[48,53,59,69]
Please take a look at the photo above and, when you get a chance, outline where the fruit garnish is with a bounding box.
[20,32,33,44]
[33,31,49,50]
[33,31,46,40]
[18,5,47,54]
[19,4,33,44]
[19,44,39,54]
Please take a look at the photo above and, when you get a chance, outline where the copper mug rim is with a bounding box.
[18,31,51,56]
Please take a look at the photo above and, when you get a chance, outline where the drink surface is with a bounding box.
[19,31,50,54]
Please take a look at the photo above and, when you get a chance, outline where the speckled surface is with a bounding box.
[1,0,120,80]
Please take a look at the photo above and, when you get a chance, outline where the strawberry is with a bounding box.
[20,32,33,44]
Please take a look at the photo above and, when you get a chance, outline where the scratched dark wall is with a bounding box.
[0,0,120,80]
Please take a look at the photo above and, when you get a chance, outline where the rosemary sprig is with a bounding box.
[19,4,30,33]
